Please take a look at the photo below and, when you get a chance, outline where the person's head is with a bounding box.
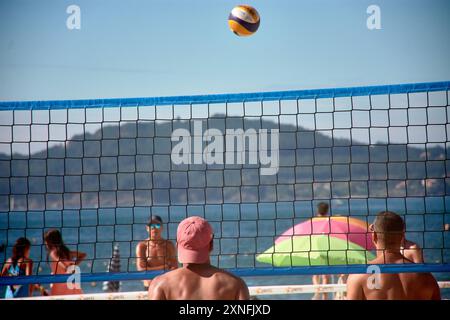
[44,229,70,260]
[370,211,405,250]
[146,215,163,240]
[177,216,213,265]
[316,202,329,217]
[12,237,31,265]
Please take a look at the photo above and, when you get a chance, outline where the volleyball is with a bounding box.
[228,5,260,36]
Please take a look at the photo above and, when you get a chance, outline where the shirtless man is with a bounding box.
[347,211,440,300]
[136,215,178,290]
[148,216,250,300]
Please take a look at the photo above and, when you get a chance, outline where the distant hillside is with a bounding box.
[0,115,447,210]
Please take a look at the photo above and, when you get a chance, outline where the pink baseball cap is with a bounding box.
[177,216,213,264]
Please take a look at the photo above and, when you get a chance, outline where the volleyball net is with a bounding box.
[1,81,450,293]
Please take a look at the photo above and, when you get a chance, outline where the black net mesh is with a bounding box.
[0,88,449,293]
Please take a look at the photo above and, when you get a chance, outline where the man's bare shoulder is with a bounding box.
[137,240,148,248]
[148,271,174,299]
[347,273,368,284]
[151,273,166,284]
[136,241,148,255]
[158,265,245,284]
[154,267,183,280]
[404,271,436,283]
[150,268,177,288]
[400,272,440,299]
[214,268,247,285]
[404,240,420,249]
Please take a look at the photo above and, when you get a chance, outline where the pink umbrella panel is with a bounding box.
[276,216,375,250]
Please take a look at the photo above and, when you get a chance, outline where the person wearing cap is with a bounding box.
[136,215,178,290]
[148,216,250,300]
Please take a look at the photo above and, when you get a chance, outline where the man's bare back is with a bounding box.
[149,264,250,300]
[347,254,440,300]
[347,211,441,300]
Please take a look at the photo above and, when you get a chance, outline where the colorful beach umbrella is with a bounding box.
[257,235,375,266]
[276,216,375,250]
[256,216,376,267]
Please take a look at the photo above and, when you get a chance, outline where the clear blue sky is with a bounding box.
[0,0,449,101]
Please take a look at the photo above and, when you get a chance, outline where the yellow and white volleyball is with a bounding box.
[228,5,260,36]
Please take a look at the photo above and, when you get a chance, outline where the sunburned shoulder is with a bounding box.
[347,273,368,285]
[403,271,435,283]
[167,266,242,283]
[149,273,167,289]
[137,240,148,248]
[154,267,182,280]
[150,268,184,290]
[213,268,246,285]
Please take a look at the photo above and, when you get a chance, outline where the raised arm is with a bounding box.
[70,251,86,265]
[49,251,72,274]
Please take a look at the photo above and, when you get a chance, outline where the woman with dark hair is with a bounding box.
[44,229,86,295]
[1,237,34,298]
